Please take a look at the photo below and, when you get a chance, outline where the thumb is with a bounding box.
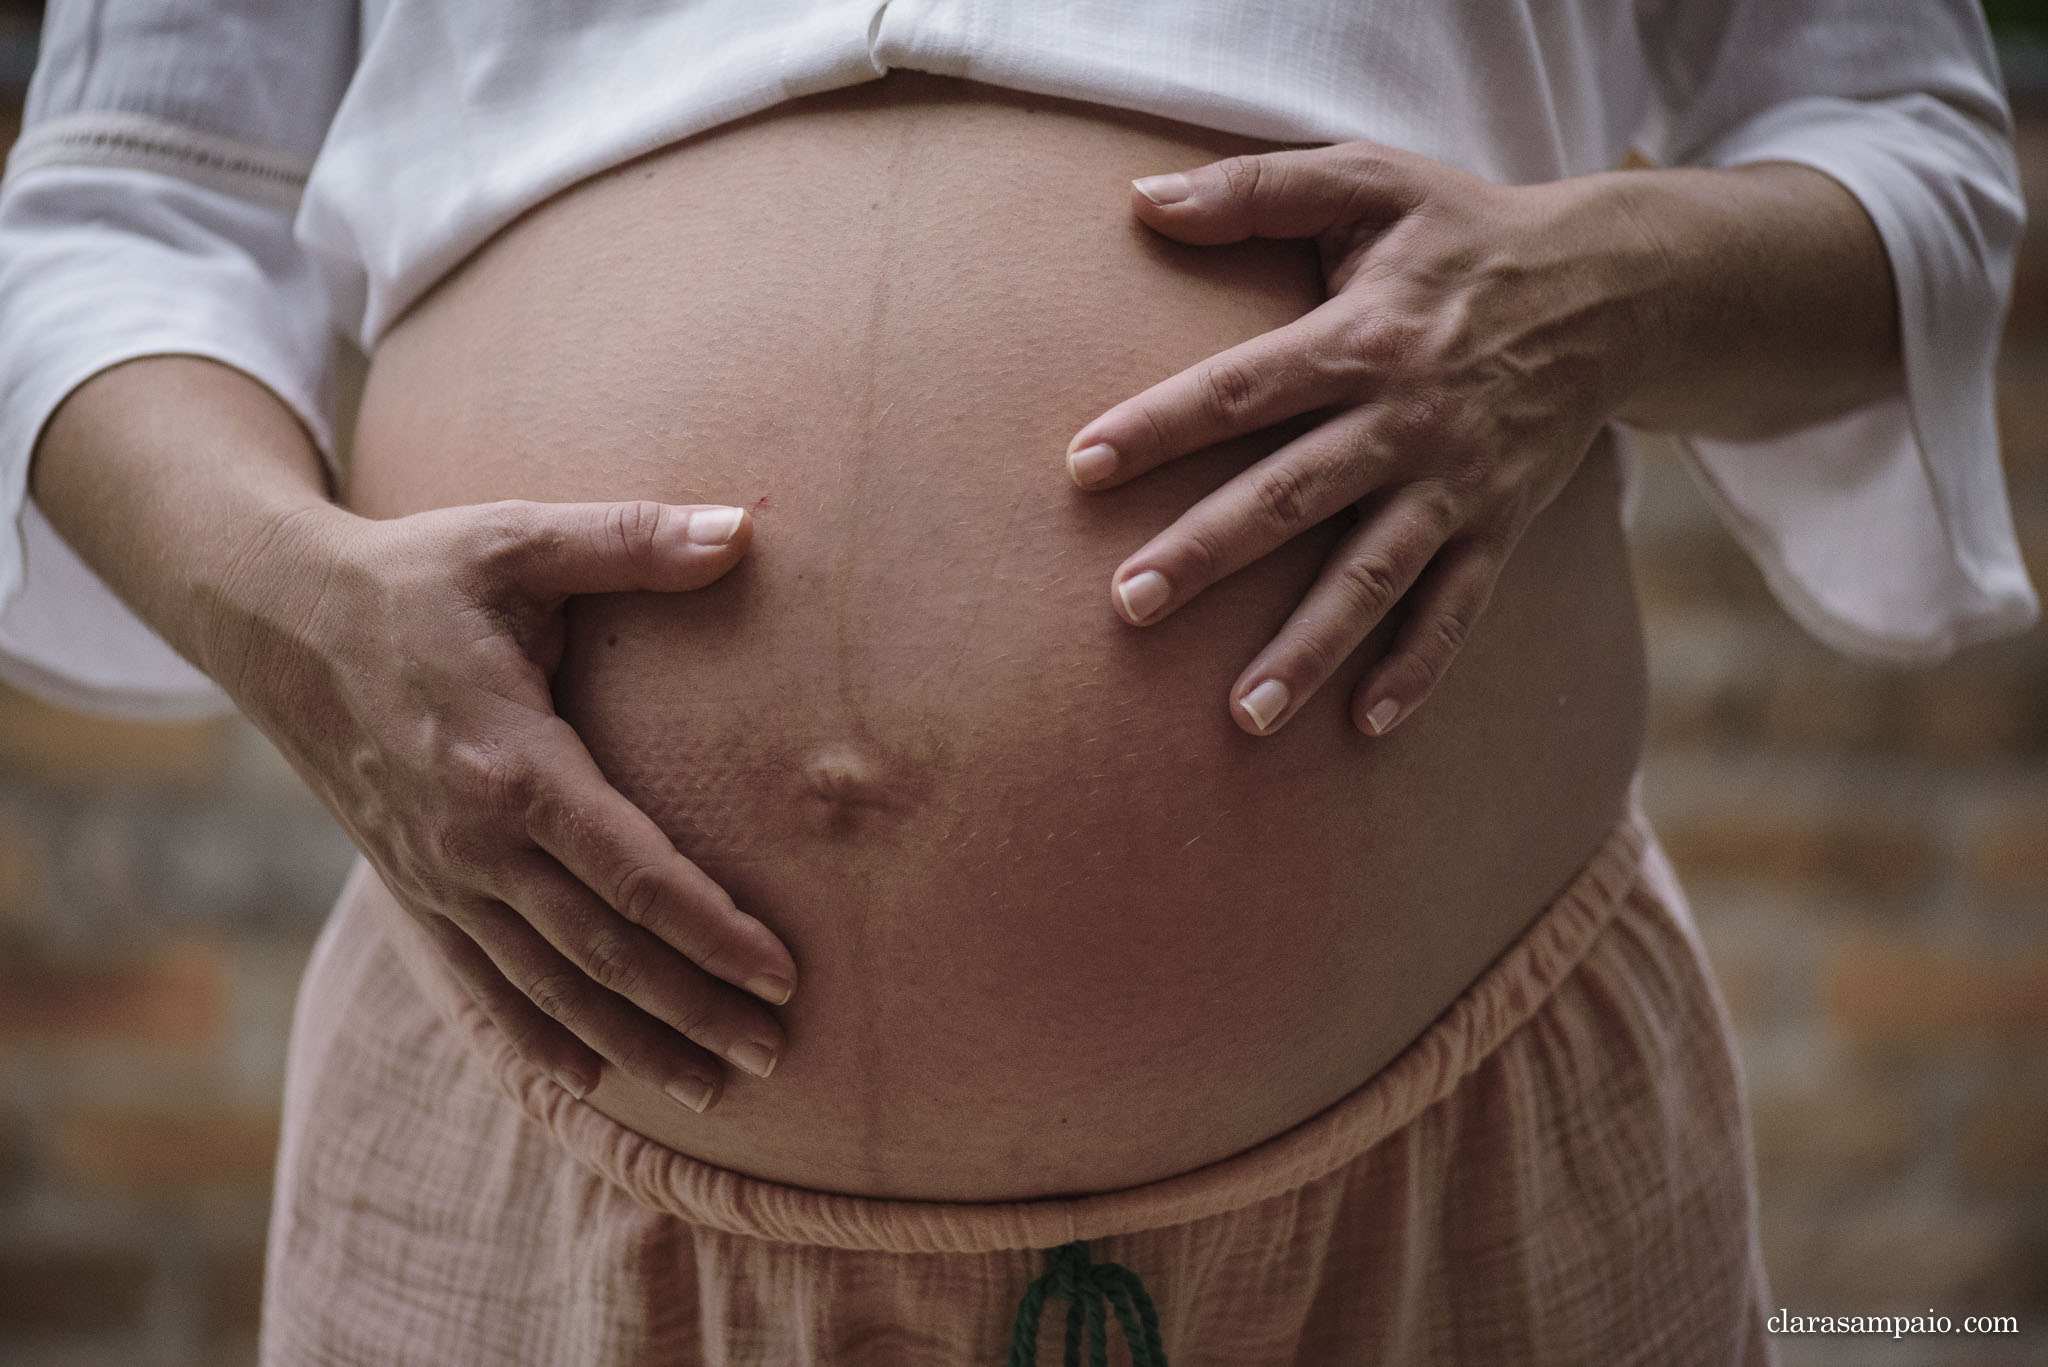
[490,499,753,598]
[1129,143,1423,246]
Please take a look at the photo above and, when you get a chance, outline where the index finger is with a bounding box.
[523,718,797,1006]
[1065,303,1360,491]
[1128,143,1430,246]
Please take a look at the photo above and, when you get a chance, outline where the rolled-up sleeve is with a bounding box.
[0,0,354,718]
[1632,0,2038,663]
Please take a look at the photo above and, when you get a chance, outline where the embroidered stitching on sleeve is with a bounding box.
[3,111,314,212]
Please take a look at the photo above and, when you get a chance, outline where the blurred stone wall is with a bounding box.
[1615,104,2048,1366]
[0,31,2044,1367]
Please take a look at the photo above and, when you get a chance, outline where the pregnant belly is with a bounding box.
[347,73,1648,1200]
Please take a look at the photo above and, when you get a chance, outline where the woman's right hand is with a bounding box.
[209,494,793,1113]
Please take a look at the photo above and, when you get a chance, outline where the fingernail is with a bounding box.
[1132,173,1192,206]
[553,1068,591,1100]
[666,1077,714,1113]
[1068,442,1118,487]
[728,1040,778,1079]
[1238,679,1290,734]
[1116,569,1171,624]
[1365,698,1401,735]
[686,506,745,545]
[746,973,793,1006]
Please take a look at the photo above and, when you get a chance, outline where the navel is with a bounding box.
[801,742,899,834]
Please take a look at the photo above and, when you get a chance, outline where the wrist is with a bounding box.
[30,354,362,703]
[196,496,363,706]
[1597,163,1901,437]
[1538,170,1694,432]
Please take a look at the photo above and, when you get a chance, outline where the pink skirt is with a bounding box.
[261,800,1774,1365]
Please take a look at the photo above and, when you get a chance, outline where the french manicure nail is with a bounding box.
[746,974,794,1006]
[1117,569,1171,624]
[686,506,745,545]
[553,1068,591,1100]
[1365,698,1401,735]
[1239,679,1290,734]
[667,1077,714,1113]
[728,1041,778,1079]
[1068,443,1118,487]
[1132,173,1193,206]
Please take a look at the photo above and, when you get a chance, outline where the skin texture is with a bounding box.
[346,76,1649,1197]
[29,72,1899,1198]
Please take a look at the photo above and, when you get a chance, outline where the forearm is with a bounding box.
[1597,162,1903,441]
[28,355,346,695]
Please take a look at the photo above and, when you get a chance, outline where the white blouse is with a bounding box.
[0,0,2036,718]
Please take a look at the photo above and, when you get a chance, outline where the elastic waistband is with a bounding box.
[436,805,1650,1253]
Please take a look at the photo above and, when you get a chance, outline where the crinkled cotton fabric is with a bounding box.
[0,0,2036,718]
[261,804,1773,1366]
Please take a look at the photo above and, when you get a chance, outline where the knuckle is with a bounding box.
[426,821,484,880]
[1133,402,1178,460]
[1287,627,1347,683]
[1339,146,1409,204]
[1216,154,1268,202]
[578,932,645,998]
[1313,323,1376,393]
[1177,520,1232,583]
[457,743,541,819]
[1334,553,1404,620]
[1409,479,1464,536]
[519,780,565,838]
[1342,316,1421,377]
[1420,605,1474,671]
[1385,388,1459,448]
[523,967,584,1023]
[601,500,666,568]
[470,500,545,570]
[1250,460,1318,532]
[523,716,584,780]
[610,860,669,930]
[1439,456,1499,507]
[663,995,715,1042]
[1421,394,1465,445]
[487,761,540,819]
[1196,354,1264,428]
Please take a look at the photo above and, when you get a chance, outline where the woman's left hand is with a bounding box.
[1066,143,1660,737]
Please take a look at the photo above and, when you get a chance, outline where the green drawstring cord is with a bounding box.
[1006,1240,1167,1367]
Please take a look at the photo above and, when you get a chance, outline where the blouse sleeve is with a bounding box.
[0,0,355,719]
[1630,0,2038,663]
